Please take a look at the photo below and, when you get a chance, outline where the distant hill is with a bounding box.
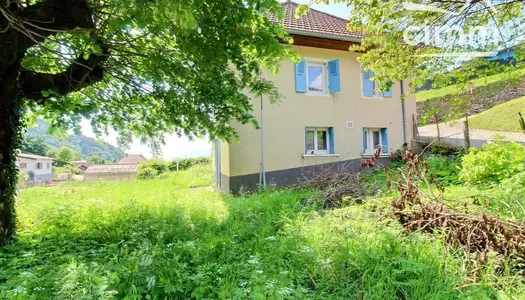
[25,119,125,162]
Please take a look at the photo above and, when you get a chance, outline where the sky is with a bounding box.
[79,1,351,160]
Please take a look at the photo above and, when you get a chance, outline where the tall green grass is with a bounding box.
[1,165,523,298]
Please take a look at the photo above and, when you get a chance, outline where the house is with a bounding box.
[16,153,54,183]
[84,164,139,182]
[71,161,94,172]
[116,154,147,165]
[212,1,417,193]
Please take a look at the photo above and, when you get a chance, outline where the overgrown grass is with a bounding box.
[1,164,524,298]
[415,67,525,102]
[468,96,525,132]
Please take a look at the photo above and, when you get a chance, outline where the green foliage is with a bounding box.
[501,171,525,194]
[168,156,211,172]
[87,155,105,164]
[25,119,124,162]
[19,135,48,156]
[137,166,158,180]
[48,146,81,162]
[2,165,521,298]
[460,140,525,185]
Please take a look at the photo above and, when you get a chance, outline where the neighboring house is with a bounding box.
[84,164,139,182]
[212,1,417,193]
[16,153,54,183]
[71,161,94,173]
[116,154,147,165]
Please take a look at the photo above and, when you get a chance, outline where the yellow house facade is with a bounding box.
[213,1,416,193]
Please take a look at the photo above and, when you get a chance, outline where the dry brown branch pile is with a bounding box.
[390,151,525,267]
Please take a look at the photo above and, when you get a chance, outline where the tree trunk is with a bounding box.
[0,61,24,246]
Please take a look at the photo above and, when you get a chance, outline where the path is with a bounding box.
[418,121,525,147]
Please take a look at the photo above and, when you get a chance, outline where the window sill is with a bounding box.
[302,154,340,159]
[361,153,390,158]
[362,96,387,99]
[305,92,332,98]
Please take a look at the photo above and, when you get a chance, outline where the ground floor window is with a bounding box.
[305,127,334,155]
[363,128,388,154]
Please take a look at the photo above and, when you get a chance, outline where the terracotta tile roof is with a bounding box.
[269,1,363,41]
[84,164,138,174]
[116,154,147,165]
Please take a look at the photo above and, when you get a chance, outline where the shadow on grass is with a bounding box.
[1,188,500,299]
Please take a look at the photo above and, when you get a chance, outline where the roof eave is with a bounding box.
[287,29,362,43]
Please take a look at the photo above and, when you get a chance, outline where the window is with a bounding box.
[36,162,42,169]
[305,127,334,155]
[295,59,340,94]
[19,162,27,169]
[307,63,326,93]
[363,128,389,154]
[46,162,51,169]
[361,68,392,98]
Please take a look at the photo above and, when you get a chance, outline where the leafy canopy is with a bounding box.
[21,0,295,150]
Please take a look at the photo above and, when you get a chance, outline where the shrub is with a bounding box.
[168,156,211,172]
[425,155,461,186]
[137,166,157,179]
[501,171,525,194]
[459,140,525,185]
[140,159,168,175]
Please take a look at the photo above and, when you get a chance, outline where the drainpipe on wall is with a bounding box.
[259,95,267,189]
[400,80,408,146]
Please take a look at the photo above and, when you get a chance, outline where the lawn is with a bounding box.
[415,67,525,102]
[468,96,525,132]
[1,163,524,298]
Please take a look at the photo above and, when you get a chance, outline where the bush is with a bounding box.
[460,140,525,185]
[501,171,525,194]
[168,156,211,172]
[137,166,158,179]
[140,159,168,175]
[425,155,461,186]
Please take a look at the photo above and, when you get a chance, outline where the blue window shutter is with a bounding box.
[381,128,388,153]
[328,59,341,93]
[362,69,374,97]
[328,127,335,154]
[383,80,393,97]
[295,60,307,93]
[362,128,367,153]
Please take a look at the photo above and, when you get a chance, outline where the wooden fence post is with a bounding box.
[519,112,525,137]
[463,113,470,149]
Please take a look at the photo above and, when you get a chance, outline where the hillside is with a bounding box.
[468,96,525,132]
[25,119,125,162]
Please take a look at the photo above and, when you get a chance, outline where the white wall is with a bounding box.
[16,157,53,176]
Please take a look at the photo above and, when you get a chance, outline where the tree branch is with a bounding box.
[19,49,109,101]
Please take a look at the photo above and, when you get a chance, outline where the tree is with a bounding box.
[298,1,525,96]
[87,155,105,164]
[0,0,293,244]
[19,136,49,156]
[53,147,81,162]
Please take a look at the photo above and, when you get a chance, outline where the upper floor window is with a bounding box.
[361,68,392,98]
[36,162,43,169]
[19,162,27,169]
[295,59,340,94]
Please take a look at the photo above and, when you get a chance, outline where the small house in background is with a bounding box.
[71,161,94,173]
[116,154,147,165]
[16,153,54,183]
[84,164,139,182]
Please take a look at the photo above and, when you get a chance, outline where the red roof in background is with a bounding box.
[116,154,147,165]
[269,1,363,41]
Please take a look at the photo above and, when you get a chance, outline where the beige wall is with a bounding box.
[224,45,416,177]
[85,173,137,182]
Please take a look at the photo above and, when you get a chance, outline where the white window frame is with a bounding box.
[360,66,385,98]
[363,128,383,154]
[306,61,328,95]
[305,127,330,155]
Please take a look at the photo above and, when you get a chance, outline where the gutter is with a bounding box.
[400,80,407,146]
[286,29,362,43]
